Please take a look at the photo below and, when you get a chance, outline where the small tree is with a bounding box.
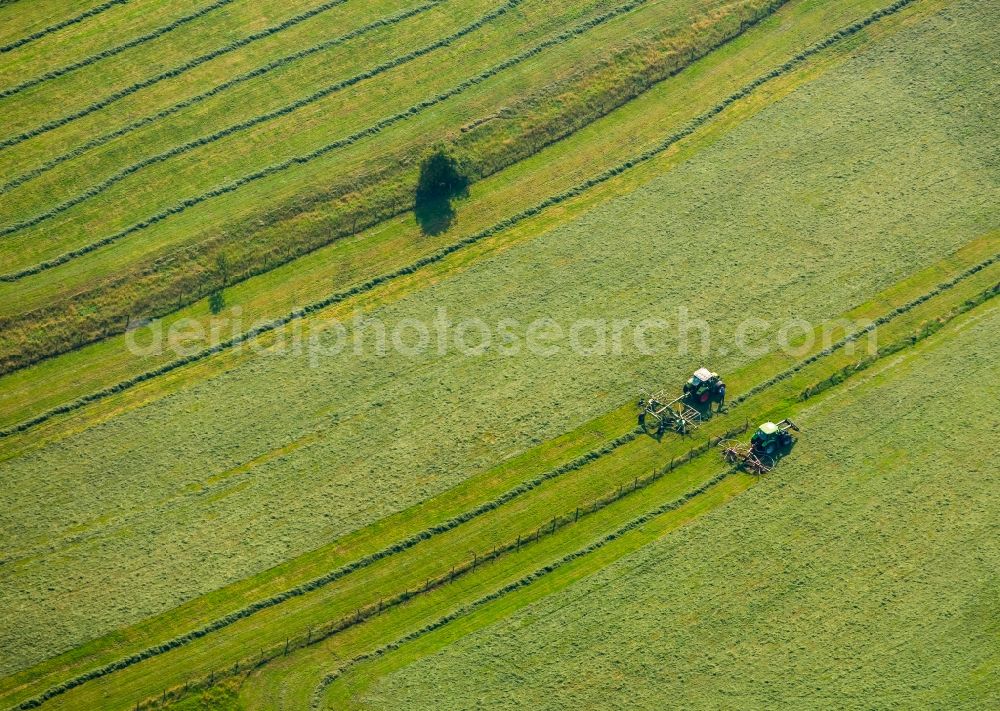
[416,149,468,202]
[209,291,225,315]
[415,148,468,235]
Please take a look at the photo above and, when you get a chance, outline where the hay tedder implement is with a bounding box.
[638,368,726,437]
[720,418,801,474]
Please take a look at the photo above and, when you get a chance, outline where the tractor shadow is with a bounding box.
[690,398,725,423]
[764,438,799,467]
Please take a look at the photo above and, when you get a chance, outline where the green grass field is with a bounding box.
[3,0,994,677]
[0,0,781,372]
[0,0,905,430]
[349,290,999,711]
[0,0,995,708]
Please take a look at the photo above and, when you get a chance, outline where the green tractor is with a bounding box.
[683,367,726,407]
[721,418,800,474]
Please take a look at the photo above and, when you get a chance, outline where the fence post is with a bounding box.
[516,534,521,550]
[574,507,579,522]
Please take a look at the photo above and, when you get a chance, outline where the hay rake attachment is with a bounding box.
[639,392,702,436]
[720,439,775,474]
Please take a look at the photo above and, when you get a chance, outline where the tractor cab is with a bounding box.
[750,419,800,455]
[683,367,725,404]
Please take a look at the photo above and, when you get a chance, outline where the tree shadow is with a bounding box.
[414,149,469,236]
[414,192,458,236]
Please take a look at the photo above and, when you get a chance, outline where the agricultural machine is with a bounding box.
[720,418,801,474]
[683,367,726,405]
[638,367,726,437]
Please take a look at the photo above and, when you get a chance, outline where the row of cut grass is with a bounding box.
[0,0,130,53]
[0,0,783,371]
[1,0,989,680]
[6,233,996,709]
[327,298,999,710]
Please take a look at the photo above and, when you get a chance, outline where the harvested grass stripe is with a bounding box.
[0,1,442,192]
[728,253,1000,408]
[0,0,367,153]
[0,0,237,101]
[136,439,747,710]
[0,0,635,245]
[308,467,737,707]
[0,0,932,438]
[798,282,1000,401]
[0,0,131,54]
[8,428,641,710]
[0,0,524,236]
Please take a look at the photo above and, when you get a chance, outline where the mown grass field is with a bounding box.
[0,0,910,430]
[2,0,994,679]
[6,240,997,709]
[0,0,783,371]
[346,293,999,710]
[0,0,995,709]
